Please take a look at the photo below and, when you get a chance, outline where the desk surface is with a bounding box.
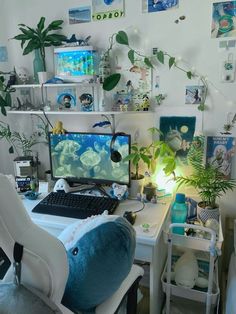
[22,193,171,245]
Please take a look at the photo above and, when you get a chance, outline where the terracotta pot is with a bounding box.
[197,202,220,223]
[129,175,144,199]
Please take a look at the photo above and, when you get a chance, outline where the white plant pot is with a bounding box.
[38,71,49,84]
[129,177,144,199]
[197,202,220,223]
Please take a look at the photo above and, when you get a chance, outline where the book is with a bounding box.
[206,136,235,179]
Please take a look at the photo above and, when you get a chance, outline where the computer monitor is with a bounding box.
[48,132,131,186]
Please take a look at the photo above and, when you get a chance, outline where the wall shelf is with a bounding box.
[7,110,154,115]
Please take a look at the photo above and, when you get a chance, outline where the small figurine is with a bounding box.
[15,66,30,84]
[79,93,94,111]
[63,94,72,109]
[126,80,134,94]
[110,183,128,200]
[52,120,66,135]
[140,94,150,111]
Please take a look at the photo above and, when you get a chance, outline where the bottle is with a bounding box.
[171,193,188,235]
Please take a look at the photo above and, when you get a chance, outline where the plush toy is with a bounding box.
[52,120,66,135]
[110,182,128,200]
[59,213,135,313]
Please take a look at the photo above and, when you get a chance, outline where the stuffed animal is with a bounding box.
[52,120,66,135]
[110,183,128,200]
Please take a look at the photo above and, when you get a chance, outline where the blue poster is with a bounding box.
[206,136,235,179]
[0,46,8,62]
[147,0,179,13]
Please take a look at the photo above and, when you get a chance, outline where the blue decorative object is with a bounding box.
[110,183,128,200]
[79,93,94,111]
[24,191,41,200]
[57,92,76,109]
[59,214,135,313]
[104,0,114,5]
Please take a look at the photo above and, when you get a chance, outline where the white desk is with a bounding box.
[22,194,170,314]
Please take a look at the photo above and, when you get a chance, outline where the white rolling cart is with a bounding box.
[162,222,223,314]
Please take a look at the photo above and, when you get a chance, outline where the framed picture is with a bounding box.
[69,6,91,24]
[212,1,236,38]
[185,85,206,104]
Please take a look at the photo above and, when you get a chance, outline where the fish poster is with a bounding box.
[92,0,124,21]
[69,6,91,24]
[142,0,179,13]
[159,116,196,164]
[0,46,8,62]
[212,1,236,38]
[185,85,205,105]
[206,136,235,179]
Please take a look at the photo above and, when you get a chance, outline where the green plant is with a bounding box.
[0,121,39,156]
[123,127,176,180]
[13,17,67,71]
[176,160,236,208]
[0,75,15,116]
[102,30,207,111]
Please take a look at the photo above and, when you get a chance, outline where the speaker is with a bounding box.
[110,132,125,163]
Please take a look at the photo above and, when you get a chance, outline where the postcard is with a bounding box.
[0,46,8,62]
[69,7,91,24]
[92,0,124,21]
[142,0,179,13]
[185,85,205,105]
[212,1,236,38]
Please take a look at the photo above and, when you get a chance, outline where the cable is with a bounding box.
[41,108,53,129]
[130,200,145,213]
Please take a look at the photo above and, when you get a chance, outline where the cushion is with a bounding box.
[58,213,136,313]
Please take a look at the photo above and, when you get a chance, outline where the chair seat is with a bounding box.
[58,265,144,314]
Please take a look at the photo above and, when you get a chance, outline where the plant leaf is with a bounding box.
[144,57,153,68]
[23,39,40,55]
[1,106,6,116]
[37,17,45,32]
[128,49,135,64]
[4,93,11,107]
[157,51,164,64]
[169,57,175,69]
[47,20,64,31]
[9,146,14,154]
[187,71,192,79]
[116,31,129,46]
[103,73,121,91]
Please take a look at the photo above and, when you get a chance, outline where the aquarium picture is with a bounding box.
[54,46,97,82]
[49,132,131,185]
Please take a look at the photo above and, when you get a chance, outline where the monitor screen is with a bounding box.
[48,132,131,186]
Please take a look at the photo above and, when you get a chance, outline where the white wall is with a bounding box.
[1,0,236,216]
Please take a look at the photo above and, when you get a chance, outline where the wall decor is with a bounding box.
[0,46,8,62]
[142,0,179,13]
[69,6,91,24]
[185,85,206,104]
[92,0,124,21]
[206,136,235,179]
[211,1,236,38]
[159,116,196,164]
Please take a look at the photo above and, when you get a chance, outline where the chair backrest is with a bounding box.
[0,174,69,304]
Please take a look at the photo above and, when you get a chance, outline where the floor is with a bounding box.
[137,285,150,314]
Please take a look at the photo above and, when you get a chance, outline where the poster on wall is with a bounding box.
[69,7,91,24]
[142,0,179,13]
[206,136,235,179]
[185,85,205,104]
[0,46,8,62]
[92,0,124,21]
[211,1,236,38]
[159,116,196,164]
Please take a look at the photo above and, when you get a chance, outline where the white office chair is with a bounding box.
[0,174,144,314]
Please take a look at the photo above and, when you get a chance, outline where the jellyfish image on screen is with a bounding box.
[49,132,130,185]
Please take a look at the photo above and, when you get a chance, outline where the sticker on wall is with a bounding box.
[0,46,8,62]
[185,85,205,104]
[142,0,179,13]
[69,7,91,24]
[159,116,196,164]
[220,53,235,82]
[211,1,236,38]
[92,0,124,21]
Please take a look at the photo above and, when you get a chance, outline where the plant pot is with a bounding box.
[143,183,157,201]
[38,71,50,84]
[197,202,220,223]
[129,175,144,199]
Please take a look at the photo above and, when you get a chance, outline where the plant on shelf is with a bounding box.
[176,155,236,222]
[0,75,15,116]
[102,30,207,111]
[13,17,67,71]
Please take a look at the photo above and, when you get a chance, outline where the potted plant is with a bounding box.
[123,127,176,198]
[176,159,236,223]
[13,17,67,82]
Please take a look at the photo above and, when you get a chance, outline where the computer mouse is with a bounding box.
[123,211,137,225]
